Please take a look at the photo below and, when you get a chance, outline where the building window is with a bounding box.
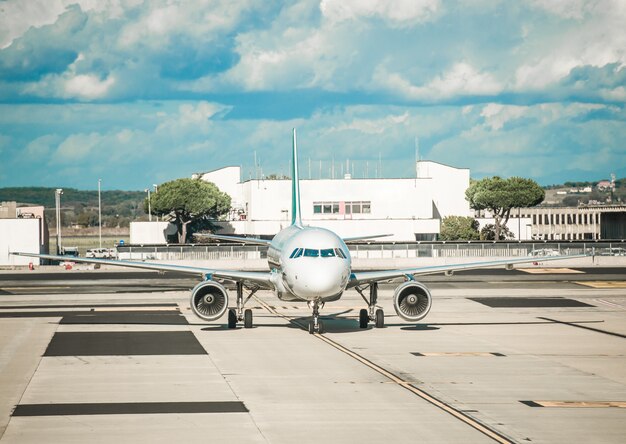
[345,201,371,214]
[313,202,340,214]
[314,201,371,215]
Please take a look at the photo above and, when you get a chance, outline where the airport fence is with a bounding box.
[116,241,625,261]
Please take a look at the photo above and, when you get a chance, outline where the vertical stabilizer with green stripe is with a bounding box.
[291,128,302,227]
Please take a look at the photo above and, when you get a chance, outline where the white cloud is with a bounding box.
[525,0,595,20]
[64,74,116,99]
[515,1,626,90]
[54,132,104,162]
[178,101,231,123]
[24,134,60,158]
[326,112,410,135]
[117,0,252,48]
[376,62,502,100]
[480,104,528,131]
[0,0,142,48]
[320,0,441,27]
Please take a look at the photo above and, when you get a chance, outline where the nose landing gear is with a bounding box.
[307,300,325,334]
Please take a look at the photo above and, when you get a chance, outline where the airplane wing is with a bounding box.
[11,252,273,289]
[193,233,271,246]
[343,234,393,242]
[347,254,587,288]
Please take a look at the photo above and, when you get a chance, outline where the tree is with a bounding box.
[439,216,480,241]
[480,223,514,240]
[466,176,544,240]
[146,178,231,243]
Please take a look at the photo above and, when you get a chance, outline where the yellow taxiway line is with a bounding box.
[518,268,584,274]
[575,281,626,289]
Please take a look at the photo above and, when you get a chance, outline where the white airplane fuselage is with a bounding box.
[267,225,351,303]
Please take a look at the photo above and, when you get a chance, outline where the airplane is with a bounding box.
[13,129,586,334]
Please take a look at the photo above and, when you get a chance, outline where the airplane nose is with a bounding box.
[289,263,346,298]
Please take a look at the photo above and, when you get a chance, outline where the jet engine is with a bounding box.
[190,281,229,321]
[393,281,432,322]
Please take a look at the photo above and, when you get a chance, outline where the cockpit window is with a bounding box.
[334,248,347,259]
[303,249,319,257]
[320,248,335,257]
[289,248,303,258]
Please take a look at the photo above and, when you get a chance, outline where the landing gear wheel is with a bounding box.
[317,320,324,334]
[244,309,253,328]
[308,321,315,334]
[359,309,369,329]
[375,309,384,328]
[227,308,237,329]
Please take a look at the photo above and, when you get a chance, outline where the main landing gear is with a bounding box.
[355,283,384,329]
[228,282,257,329]
[308,300,325,334]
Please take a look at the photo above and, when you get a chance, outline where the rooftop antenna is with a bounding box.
[378,152,382,179]
[308,158,311,179]
[415,136,420,184]
[254,150,258,180]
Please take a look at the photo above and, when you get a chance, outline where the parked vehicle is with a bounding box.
[528,248,560,257]
[600,247,626,256]
[86,248,116,259]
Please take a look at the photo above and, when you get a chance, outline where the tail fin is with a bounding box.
[291,128,302,227]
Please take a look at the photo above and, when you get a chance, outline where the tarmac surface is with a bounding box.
[0,266,625,443]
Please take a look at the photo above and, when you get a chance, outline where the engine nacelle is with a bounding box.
[393,281,432,322]
[190,281,229,321]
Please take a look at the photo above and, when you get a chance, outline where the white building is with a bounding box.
[196,161,471,241]
[0,202,49,266]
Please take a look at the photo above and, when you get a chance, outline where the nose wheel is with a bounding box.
[308,301,325,334]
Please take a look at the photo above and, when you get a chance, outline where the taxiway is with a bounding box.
[0,267,625,443]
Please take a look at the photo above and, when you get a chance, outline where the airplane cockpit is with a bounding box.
[288,248,348,259]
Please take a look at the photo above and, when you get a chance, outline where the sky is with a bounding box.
[0,0,625,190]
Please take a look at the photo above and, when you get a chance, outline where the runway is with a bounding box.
[0,267,625,443]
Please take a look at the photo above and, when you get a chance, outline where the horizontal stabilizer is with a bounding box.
[343,234,393,242]
[194,233,271,246]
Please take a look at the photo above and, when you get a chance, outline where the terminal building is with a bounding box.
[193,161,472,242]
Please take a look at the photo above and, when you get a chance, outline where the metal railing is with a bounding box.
[116,241,625,261]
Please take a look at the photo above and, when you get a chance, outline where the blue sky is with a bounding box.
[0,0,625,190]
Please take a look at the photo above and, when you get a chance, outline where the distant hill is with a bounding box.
[0,187,144,208]
[0,187,147,226]
[542,178,625,207]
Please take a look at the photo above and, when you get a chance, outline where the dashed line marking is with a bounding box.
[575,281,626,289]
[412,352,505,357]
[594,299,624,309]
[518,268,584,274]
[521,401,626,408]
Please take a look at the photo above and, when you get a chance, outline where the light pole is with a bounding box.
[152,184,158,221]
[98,179,102,248]
[145,188,152,222]
[55,188,63,254]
